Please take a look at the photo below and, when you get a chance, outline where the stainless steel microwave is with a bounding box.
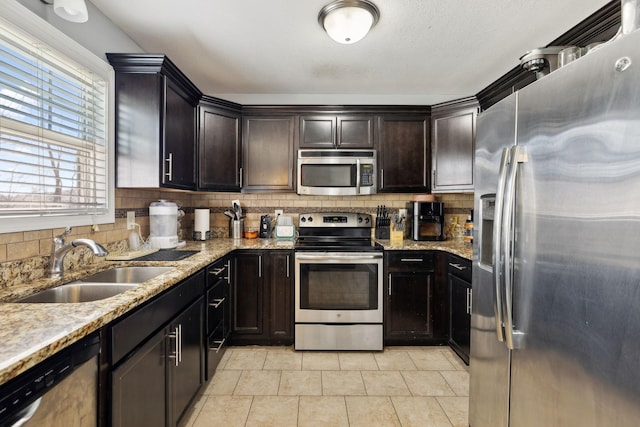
[297,149,377,196]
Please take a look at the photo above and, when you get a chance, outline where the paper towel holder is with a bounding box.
[193,208,211,241]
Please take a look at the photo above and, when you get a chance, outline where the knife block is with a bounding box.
[375,217,390,239]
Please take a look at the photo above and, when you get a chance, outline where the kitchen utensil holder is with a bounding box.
[230,219,244,239]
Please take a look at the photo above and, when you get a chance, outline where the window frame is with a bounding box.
[0,2,114,233]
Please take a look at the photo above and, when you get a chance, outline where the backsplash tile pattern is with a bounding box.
[0,188,472,288]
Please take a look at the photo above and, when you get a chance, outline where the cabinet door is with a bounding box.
[449,274,471,364]
[163,78,197,190]
[113,72,162,188]
[269,251,294,344]
[198,105,241,191]
[242,116,296,192]
[378,115,430,192]
[432,104,477,193]
[169,297,203,427]
[385,271,433,343]
[337,115,374,148]
[299,115,336,148]
[232,252,267,342]
[111,327,166,427]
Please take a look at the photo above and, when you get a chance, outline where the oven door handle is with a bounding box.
[295,253,382,261]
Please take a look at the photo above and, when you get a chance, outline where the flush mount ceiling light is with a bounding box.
[40,0,89,23]
[318,0,380,44]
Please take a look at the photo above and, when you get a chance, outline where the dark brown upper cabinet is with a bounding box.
[431,98,478,193]
[377,115,430,193]
[198,97,242,192]
[107,54,201,190]
[300,114,374,149]
[242,116,296,192]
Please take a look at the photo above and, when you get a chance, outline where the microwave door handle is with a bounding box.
[356,158,361,194]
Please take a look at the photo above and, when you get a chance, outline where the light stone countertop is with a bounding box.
[0,237,469,386]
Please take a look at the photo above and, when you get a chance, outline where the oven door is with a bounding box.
[295,252,383,323]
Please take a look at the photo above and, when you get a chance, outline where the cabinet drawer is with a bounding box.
[206,280,226,334]
[207,260,228,284]
[110,270,205,365]
[386,252,434,272]
[447,254,471,282]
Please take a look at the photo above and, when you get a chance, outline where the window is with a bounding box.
[0,3,113,233]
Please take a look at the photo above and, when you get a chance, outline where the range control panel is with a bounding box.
[299,212,372,228]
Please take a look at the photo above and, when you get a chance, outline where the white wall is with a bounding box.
[16,0,143,59]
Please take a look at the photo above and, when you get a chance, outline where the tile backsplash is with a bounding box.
[0,188,472,288]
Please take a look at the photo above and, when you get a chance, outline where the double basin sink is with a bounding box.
[14,266,174,303]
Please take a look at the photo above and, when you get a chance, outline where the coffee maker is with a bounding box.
[259,215,272,238]
[407,201,446,241]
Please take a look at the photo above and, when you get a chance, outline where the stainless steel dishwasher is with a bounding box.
[0,333,99,427]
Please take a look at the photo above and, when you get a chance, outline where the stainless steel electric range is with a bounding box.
[294,212,383,351]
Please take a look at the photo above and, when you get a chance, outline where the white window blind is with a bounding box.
[0,6,113,232]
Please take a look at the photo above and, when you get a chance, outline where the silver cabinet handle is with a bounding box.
[286,255,290,278]
[165,153,173,181]
[401,258,423,262]
[239,167,243,188]
[388,274,392,296]
[167,326,179,366]
[210,338,225,353]
[178,324,182,363]
[380,168,384,189]
[448,262,467,271]
[209,267,225,276]
[258,254,262,278]
[209,298,225,309]
[226,259,231,282]
[466,288,472,314]
[356,158,361,194]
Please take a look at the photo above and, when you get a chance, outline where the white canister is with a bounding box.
[148,200,179,249]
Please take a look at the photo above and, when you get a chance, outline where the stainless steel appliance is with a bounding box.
[470,27,640,427]
[407,201,445,241]
[0,334,99,426]
[297,149,377,196]
[294,212,383,350]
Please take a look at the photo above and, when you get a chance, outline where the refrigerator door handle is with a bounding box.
[503,145,527,350]
[492,147,510,342]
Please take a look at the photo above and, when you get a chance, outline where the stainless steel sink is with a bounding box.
[14,283,139,303]
[14,266,174,303]
[76,266,174,284]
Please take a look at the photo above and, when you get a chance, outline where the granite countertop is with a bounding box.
[0,237,469,386]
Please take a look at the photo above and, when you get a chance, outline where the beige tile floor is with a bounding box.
[184,346,469,427]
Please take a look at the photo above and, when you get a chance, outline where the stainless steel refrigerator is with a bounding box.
[469,28,640,427]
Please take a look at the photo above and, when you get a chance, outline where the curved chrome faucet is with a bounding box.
[48,227,109,278]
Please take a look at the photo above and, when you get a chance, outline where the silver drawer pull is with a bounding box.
[210,338,225,352]
[209,298,225,308]
[449,262,467,271]
[400,258,423,262]
[209,267,226,275]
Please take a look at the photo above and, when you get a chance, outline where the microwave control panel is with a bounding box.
[360,164,374,186]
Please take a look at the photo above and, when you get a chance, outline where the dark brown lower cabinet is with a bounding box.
[384,251,448,345]
[231,250,293,345]
[109,271,204,427]
[448,254,472,364]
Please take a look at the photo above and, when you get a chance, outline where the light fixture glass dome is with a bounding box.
[319,1,380,45]
[53,0,88,23]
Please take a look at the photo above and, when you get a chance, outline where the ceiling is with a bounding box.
[91,0,612,106]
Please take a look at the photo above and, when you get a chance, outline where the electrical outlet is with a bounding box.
[127,211,136,229]
[275,209,283,217]
[398,208,407,218]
